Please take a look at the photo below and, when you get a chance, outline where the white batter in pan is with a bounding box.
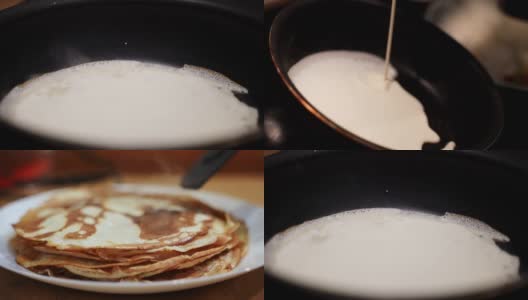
[0,60,259,148]
[266,208,519,298]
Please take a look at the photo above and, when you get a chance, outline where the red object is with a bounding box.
[0,158,51,189]
[0,177,12,189]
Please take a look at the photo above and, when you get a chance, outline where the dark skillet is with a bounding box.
[269,0,504,150]
[0,0,263,149]
[500,0,528,21]
[265,150,528,300]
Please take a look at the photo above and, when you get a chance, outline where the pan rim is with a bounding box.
[264,150,528,176]
[0,0,262,25]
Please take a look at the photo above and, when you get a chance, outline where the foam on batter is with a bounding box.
[265,208,519,298]
[0,60,258,148]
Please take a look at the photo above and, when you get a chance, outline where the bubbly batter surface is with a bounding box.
[0,60,258,148]
[266,208,519,298]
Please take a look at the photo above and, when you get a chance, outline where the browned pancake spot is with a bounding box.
[135,210,196,240]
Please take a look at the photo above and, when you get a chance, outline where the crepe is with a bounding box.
[12,186,247,281]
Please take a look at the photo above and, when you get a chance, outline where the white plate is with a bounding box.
[0,184,264,294]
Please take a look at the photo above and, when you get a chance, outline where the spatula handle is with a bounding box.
[180,150,237,189]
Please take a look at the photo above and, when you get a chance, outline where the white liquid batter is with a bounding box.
[288,51,454,150]
[0,60,259,148]
[266,208,519,298]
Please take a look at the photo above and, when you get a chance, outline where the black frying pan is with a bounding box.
[265,150,528,300]
[269,0,504,150]
[0,0,263,149]
[500,0,528,21]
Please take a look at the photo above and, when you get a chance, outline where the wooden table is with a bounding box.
[0,173,264,300]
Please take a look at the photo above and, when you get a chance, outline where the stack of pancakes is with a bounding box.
[11,187,247,281]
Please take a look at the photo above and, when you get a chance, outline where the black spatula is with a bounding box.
[180,150,236,189]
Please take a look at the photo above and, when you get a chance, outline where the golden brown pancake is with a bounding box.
[11,186,247,281]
